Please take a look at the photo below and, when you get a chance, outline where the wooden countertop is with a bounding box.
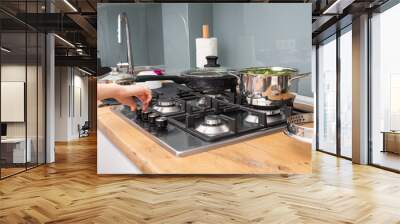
[98,106,311,174]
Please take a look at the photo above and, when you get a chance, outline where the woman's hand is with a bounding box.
[97,83,152,111]
[115,85,152,111]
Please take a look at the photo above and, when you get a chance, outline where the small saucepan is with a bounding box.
[240,66,310,107]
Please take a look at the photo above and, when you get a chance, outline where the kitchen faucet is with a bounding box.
[117,12,134,74]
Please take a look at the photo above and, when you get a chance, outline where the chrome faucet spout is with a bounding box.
[117,12,134,74]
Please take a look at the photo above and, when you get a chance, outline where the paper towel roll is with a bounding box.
[196,37,218,68]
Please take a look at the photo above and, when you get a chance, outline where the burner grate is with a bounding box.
[122,82,291,142]
[166,94,269,142]
[113,83,294,156]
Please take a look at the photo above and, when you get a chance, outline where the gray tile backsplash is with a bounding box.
[98,3,312,96]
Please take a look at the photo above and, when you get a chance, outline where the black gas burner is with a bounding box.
[239,95,295,116]
[114,83,295,156]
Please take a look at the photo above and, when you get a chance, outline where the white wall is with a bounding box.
[54,66,69,141]
[71,73,89,138]
[1,82,25,122]
[1,65,26,136]
[74,74,89,123]
[1,63,46,164]
[1,65,38,138]
[54,67,89,141]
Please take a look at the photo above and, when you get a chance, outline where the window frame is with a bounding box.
[367,0,400,173]
[315,24,353,161]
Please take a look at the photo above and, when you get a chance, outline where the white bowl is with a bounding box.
[136,71,162,89]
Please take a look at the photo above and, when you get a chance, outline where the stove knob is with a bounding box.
[142,111,151,121]
[136,108,142,120]
[148,113,160,124]
[155,117,168,130]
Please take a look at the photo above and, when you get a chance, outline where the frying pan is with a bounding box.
[134,70,238,93]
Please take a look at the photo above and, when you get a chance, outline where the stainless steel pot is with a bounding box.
[239,66,310,107]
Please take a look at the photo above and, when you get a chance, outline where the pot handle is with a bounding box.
[135,75,187,84]
[288,72,311,86]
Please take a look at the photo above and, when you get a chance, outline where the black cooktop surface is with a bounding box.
[113,83,294,156]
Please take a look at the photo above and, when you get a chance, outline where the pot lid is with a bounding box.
[182,67,236,78]
[182,56,237,78]
[241,66,298,76]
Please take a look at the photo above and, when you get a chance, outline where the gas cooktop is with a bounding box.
[112,83,295,156]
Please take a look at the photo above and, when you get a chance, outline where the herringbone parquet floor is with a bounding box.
[1,135,400,224]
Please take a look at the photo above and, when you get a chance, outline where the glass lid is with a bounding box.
[182,67,236,78]
[182,55,238,77]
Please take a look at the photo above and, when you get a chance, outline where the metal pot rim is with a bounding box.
[240,66,298,76]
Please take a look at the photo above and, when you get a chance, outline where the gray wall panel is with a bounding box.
[98,3,312,96]
[188,3,214,68]
[161,4,191,72]
[213,3,312,96]
[98,4,150,67]
[145,4,164,66]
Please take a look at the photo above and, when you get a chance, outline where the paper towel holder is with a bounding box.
[202,24,209,38]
